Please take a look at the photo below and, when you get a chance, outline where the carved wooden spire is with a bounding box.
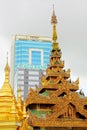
[51,5,57,43]
[51,5,59,50]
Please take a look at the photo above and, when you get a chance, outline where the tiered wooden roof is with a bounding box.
[26,7,87,129]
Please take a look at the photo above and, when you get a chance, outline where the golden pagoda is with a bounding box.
[25,7,87,130]
[0,55,27,130]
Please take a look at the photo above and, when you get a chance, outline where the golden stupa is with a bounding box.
[0,56,28,130]
[25,7,87,130]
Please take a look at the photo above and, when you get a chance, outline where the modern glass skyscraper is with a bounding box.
[11,35,52,99]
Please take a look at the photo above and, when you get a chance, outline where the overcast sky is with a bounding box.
[0,0,87,95]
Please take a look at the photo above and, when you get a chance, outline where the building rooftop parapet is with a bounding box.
[14,34,52,42]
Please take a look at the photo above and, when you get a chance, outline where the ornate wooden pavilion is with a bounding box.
[25,7,87,130]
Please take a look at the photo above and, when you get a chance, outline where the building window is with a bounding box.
[18,75,24,80]
[29,48,43,66]
[18,80,24,85]
[32,51,41,65]
[18,70,24,74]
[29,76,39,80]
[29,81,39,85]
[28,71,39,75]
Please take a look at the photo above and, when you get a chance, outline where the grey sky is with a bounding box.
[0,0,87,94]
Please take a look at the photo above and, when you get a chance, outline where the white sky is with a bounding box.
[0,0,87,95]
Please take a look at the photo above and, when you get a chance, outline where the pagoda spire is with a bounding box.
[51,5,57,42]
[4,52,10,83]
[17,87,22,111]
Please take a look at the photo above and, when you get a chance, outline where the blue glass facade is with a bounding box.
[14,40,52,71]
[32,51,41,65]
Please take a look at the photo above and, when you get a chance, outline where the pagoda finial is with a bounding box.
[17,87,22,111]
[51,5,57,42]
[4,52,10,83]
[53,4,55,17]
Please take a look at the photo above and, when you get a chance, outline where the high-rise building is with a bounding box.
[11,35,52,99]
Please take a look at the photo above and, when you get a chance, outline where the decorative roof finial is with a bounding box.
[53,4,55,19]
[51,5,57,43]
[4,52,10,83]
[7,52,8,63]
[51,4,57,24]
